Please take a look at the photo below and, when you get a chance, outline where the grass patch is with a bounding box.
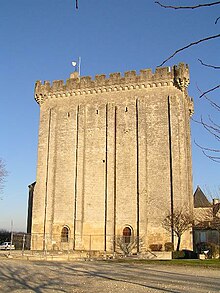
[106,258,220,268]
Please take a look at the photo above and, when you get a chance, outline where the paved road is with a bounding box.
[0,259,219,292]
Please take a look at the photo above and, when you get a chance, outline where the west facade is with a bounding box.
[31,63,194,253]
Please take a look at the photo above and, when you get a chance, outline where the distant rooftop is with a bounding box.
[194,186,212,208]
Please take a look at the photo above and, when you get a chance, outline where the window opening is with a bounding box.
[61,226,69,242]
[123,227,132,244]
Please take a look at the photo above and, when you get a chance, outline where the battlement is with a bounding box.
[35,63,189,105]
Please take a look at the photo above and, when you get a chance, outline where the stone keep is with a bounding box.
[31,63,194,252]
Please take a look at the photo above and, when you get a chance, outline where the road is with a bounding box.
[0,260,219,292]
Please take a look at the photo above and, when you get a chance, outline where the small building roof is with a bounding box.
[213,203,220,216]
[194,186,212,208]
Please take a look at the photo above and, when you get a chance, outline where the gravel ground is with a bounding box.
[0,259,219,293]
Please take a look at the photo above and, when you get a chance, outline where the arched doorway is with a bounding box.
[123,227,132,244]
[61,226,69,242]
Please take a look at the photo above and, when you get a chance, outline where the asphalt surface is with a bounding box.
[0,259,219,292]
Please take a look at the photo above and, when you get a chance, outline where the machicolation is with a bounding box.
[35,63,190,105]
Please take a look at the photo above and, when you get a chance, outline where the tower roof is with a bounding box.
[194,186,211,208]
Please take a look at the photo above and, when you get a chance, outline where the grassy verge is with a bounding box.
[106,258,220,268]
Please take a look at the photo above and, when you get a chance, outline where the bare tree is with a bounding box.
[115,236,142,256]
[162,208,193,251]
[155,1,220,161]
[0,229,10,243]
[0,159,7,195]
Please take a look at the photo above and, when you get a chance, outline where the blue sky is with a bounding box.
[0,0,219,231]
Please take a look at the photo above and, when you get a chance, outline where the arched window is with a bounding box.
[61,226,69,242]
[123,227,132,244]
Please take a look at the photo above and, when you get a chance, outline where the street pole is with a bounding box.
[10,220,13,253]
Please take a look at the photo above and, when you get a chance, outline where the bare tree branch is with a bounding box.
[201,116,220,135]
[155,1,220,10]
[198,59,220,69]
[204,96,220,111]
[159,34,220,66]
[208,115,220,130]
[200,116,220,141]
[194,140,220,153]
[115,236,142,256]
[0,159,7,194]
[202,151,220,162]
[193,113,220,162]
[196,85,220,111]
[199,84,220,98]
[192,116,220,142]
[215,16,220,24]
[194,140,220,162]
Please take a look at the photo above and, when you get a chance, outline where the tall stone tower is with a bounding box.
[31,63,194,252]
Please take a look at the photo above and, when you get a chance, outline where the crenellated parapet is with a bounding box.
[173,63,190,91]
[35,63,190,105]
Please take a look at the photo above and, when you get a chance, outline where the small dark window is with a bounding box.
[61,227,69,242]
[125,107,128,112]
[123,227,132,244]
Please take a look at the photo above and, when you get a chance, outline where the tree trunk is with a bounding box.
[176,235,181,251]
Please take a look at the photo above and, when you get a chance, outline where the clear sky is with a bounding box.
[0,0,219,232]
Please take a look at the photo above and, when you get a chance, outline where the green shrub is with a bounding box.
[208,243,219,259]
[196,242,219,259]
[173,250,198,259]
[149,244,162,251]
[164,242,174,251]
[172,250,185,259]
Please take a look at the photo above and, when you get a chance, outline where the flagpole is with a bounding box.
[78,57,81,77]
